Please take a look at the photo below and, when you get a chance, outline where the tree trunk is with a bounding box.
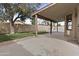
[9,17,19,34]
[10,20,15,34]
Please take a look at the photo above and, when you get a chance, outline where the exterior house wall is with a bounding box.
[64,6,79,40]
[76,6,79,40]
[70,8,77,39]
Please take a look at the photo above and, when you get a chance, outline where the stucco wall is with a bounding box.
[0,23,35,34]
[76,6,79,39]
[69,6,79,39]
[0,23,51,34]
[38,25,50,32]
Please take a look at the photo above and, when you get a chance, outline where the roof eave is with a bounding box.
[31,3,56,17]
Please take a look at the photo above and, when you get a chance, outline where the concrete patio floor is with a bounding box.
[0,34,79,56]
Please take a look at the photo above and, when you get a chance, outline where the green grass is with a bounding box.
[8,32,34,39]
[0,35,12,42]
[0,31,48,42]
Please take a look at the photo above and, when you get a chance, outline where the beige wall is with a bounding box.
[38,25,50,32]
[70,8,77,39]
[15,24,35,33]
[0,23,50,34]
[0,23,35,34]
[76,6,79,39]
[64,7,77,39]
[0,23,10,34]
[65,6,79,40]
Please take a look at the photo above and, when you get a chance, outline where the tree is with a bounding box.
[1,3,41,34]
[27,3,41,25]
[0,4,6,22]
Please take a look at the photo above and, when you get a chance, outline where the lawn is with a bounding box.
[0,31,48,42]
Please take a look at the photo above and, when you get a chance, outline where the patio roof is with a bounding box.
[32,3,79,22]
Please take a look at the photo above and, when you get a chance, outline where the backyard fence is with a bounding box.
[0,23,35,34]
[0,22,64,34]
[0,23,50,34]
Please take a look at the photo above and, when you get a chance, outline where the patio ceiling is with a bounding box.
[32,3,79,22]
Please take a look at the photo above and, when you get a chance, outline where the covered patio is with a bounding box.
[32,3,79,41]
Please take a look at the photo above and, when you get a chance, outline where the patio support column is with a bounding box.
[64,16,67,36]
[50,20,52,34]
[35,15,38,36]
[77,6,79,39]
[57,21,58,32]
[72,8,77,39]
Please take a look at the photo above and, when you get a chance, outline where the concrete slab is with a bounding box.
[0,34,79,56]
[0,41,33,56]
[16,35,79,56]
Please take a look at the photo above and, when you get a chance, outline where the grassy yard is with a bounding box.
[0,31,48,42]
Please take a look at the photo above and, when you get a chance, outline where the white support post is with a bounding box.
[35,15,38,36]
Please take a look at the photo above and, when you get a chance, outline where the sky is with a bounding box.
[37,3,49,10]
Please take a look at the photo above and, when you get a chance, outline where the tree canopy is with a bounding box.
[0,3,42,34]
[0,3,41,22]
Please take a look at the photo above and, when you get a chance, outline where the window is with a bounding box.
[66,14,72,30]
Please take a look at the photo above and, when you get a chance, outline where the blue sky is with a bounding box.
[37,3,49,10]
